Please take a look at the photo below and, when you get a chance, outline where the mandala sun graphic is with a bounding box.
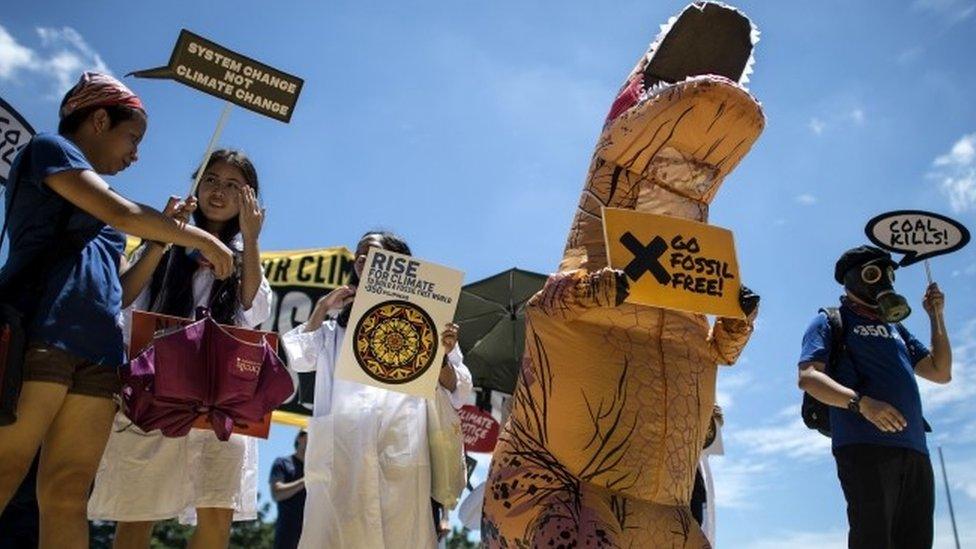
[353,300,438,384]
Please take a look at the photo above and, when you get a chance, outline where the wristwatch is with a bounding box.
[847,393,862,414]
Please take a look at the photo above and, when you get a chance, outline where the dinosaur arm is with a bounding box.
[529,268,628,322]
[709,311,756,365]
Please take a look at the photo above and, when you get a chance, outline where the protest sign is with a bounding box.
[336,248,464,399]
[458,404,500,453]
[865,210,970,267]
[129,310,280,438]
[602,208,743,318]
[0,97,35,186]
[130,29,303,122]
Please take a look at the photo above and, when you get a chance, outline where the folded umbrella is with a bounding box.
[121,310,293,441]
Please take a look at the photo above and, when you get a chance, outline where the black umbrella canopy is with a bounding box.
[453,268,547,394]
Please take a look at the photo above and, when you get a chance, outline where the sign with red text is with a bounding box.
[129,29,303,122]
[603,208,743,318]
[458,405,500,453]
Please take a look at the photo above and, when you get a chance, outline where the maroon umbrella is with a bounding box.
[122,310,293,441]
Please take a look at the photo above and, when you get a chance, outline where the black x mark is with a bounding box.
[620,232,671,284]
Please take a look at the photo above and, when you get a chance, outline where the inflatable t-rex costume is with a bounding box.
[482,3,764,547]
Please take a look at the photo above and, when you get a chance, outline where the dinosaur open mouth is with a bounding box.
[606,2,757,124]
[643,2,755,90]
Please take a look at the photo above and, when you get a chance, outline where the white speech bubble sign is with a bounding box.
[865,210,970,266]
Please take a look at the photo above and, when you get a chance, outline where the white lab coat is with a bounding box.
[700,423,724,547]
[89,248,272,523]
[282,317,472,549]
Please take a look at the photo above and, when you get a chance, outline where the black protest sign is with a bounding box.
[130,29,303,122]
[865,210,970,266]
[0,97,36,185]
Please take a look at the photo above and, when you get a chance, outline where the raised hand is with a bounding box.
[922,283,945,318]
[162,195,197,227]
[238,185,265,242]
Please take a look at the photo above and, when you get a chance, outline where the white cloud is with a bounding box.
[0,24,110,97]
[929,133,976,212]
[730,416,832,461]
[795,193,818,205]
[807,108,866,135]
[944,455,976,501]
[740,528,848,549]
[710,457,769,509]
[0,25,34,78]
[807,117,825,135]
[913,0,976,23]
[920,318,976,411]
[897,46,925,65]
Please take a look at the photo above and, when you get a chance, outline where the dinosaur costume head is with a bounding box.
[560,2,765,272]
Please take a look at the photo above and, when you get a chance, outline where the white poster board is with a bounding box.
[335,248,464,399]
[1,97,36,186]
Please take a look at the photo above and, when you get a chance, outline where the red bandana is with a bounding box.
[59,72,145,119]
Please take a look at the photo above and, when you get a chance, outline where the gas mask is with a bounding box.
[843,260,911,323]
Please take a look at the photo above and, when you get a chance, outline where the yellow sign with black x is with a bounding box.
[602,208,743,318]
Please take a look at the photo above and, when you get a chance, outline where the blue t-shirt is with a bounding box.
[270,455,306,549]
[0,133,126,366]
[799,304,931,455]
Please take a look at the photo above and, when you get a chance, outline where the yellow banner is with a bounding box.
[125,237,353,290]
[602,208,743,318]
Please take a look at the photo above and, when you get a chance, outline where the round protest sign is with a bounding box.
[352,300,439,385]
[865,210,970,266]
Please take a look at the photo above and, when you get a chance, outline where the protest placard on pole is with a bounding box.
[0,97,36,186]
[129,29,303,123]
[335,248,464,399]
[458,404,500,453]
[602,208,743,318]
[865,210,970,268]
[129,29,305,194]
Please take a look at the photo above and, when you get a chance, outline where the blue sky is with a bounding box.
[3,0,976,546]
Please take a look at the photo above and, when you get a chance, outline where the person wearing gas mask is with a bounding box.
[798,245,952,549]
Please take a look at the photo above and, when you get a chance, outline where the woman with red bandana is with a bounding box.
[0,72,233,549]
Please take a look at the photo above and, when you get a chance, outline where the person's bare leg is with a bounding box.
[112,521,156,549]
[36,393,116,549]
[0,381,68,509]
[189,507,234,549]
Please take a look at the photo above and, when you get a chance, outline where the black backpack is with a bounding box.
[800,307,931,437]
[800,308,844,437]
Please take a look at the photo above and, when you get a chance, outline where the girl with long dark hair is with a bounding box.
[88,149,272,549]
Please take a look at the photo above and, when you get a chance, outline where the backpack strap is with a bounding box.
[818,307,845,375]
